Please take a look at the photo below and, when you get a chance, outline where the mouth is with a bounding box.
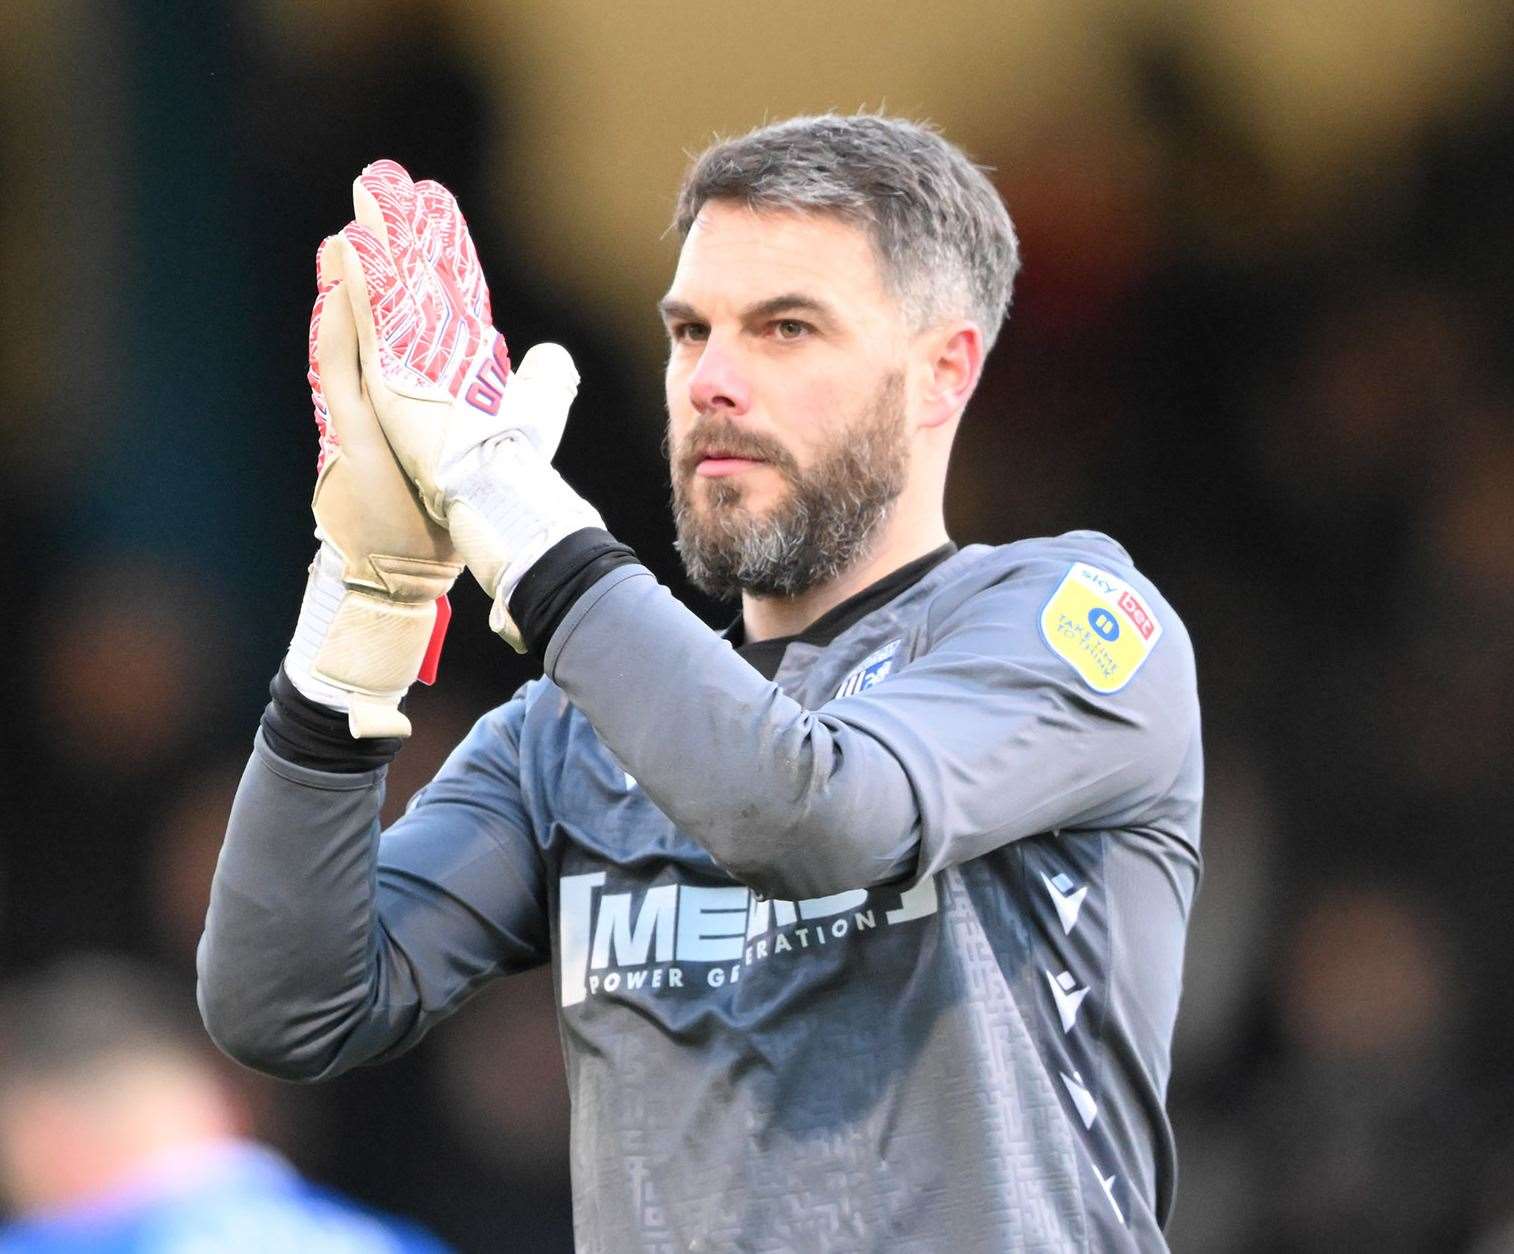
[694,453,766,478]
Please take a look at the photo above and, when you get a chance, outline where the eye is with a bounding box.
[670,322,709,344]
[773,319,811,340]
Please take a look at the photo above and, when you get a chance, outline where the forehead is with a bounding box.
[667,202,891,310]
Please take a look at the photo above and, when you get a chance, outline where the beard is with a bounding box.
[670,370,909,600]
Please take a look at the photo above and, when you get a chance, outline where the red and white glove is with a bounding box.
[282,233,463,738]
[336,160,603,650]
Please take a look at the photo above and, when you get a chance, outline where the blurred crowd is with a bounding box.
[2,4,1512,1251]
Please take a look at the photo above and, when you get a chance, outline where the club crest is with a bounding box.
[835,637,903,698]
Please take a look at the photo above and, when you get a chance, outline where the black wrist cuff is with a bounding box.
[260,667,405,773]
[508,527,640,663]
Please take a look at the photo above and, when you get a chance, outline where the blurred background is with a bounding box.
[1,1,1512,1250]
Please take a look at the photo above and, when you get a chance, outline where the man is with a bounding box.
[0,954,446,1252]
[200,115,1202,1252]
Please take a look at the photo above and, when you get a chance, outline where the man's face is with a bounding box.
[661,203,915,599]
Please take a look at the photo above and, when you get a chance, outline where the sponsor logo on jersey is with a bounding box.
[558,872,940,1007]
[1039,562,1163,694]
[834,637,903,699]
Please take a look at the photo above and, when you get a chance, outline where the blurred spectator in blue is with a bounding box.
[0,954,448,1253]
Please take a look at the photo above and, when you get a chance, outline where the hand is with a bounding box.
[337,160,603,649]
[283,236,464,738]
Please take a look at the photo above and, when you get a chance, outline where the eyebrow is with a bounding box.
[657,292,838,326]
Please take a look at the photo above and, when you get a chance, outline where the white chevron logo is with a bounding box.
[1040,871,1088,934]
[1059,1070,1098,1128]
[1099,1171,1126,1225]
[1044,969,1090,1033]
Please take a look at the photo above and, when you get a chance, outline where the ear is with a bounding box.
[911,320,984,430]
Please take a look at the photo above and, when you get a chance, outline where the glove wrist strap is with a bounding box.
[285,545,362,710]
[284,544,430,737]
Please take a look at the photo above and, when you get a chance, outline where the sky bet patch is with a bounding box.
[1039,562,1162,694]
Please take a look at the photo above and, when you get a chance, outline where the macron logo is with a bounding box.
[1044,968,1090,1033]
[1099,1172,1126,1226]
[1059,1070,1098,1129]
[1039,871,1088,935]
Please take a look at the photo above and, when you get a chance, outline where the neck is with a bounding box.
[741,512,950,643]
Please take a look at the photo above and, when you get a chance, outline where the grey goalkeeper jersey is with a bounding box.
[200,532,1202,1254]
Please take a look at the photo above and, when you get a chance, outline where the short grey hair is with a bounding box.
[673,113,1020,350]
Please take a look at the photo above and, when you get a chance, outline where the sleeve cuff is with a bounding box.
[261,667,405,773]
[507,527,640,663]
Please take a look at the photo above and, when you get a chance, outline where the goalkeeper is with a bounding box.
[200,115,1201,1253]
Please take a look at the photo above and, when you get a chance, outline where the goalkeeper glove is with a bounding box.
[336,160,602,649]
[282,235,464,738]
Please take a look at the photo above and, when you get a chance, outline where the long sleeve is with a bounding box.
[197,693,549,1081]
[543,544,1198,902]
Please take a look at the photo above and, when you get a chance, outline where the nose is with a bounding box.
[685,335,751,417]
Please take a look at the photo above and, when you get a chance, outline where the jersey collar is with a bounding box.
[730,543,957,680]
